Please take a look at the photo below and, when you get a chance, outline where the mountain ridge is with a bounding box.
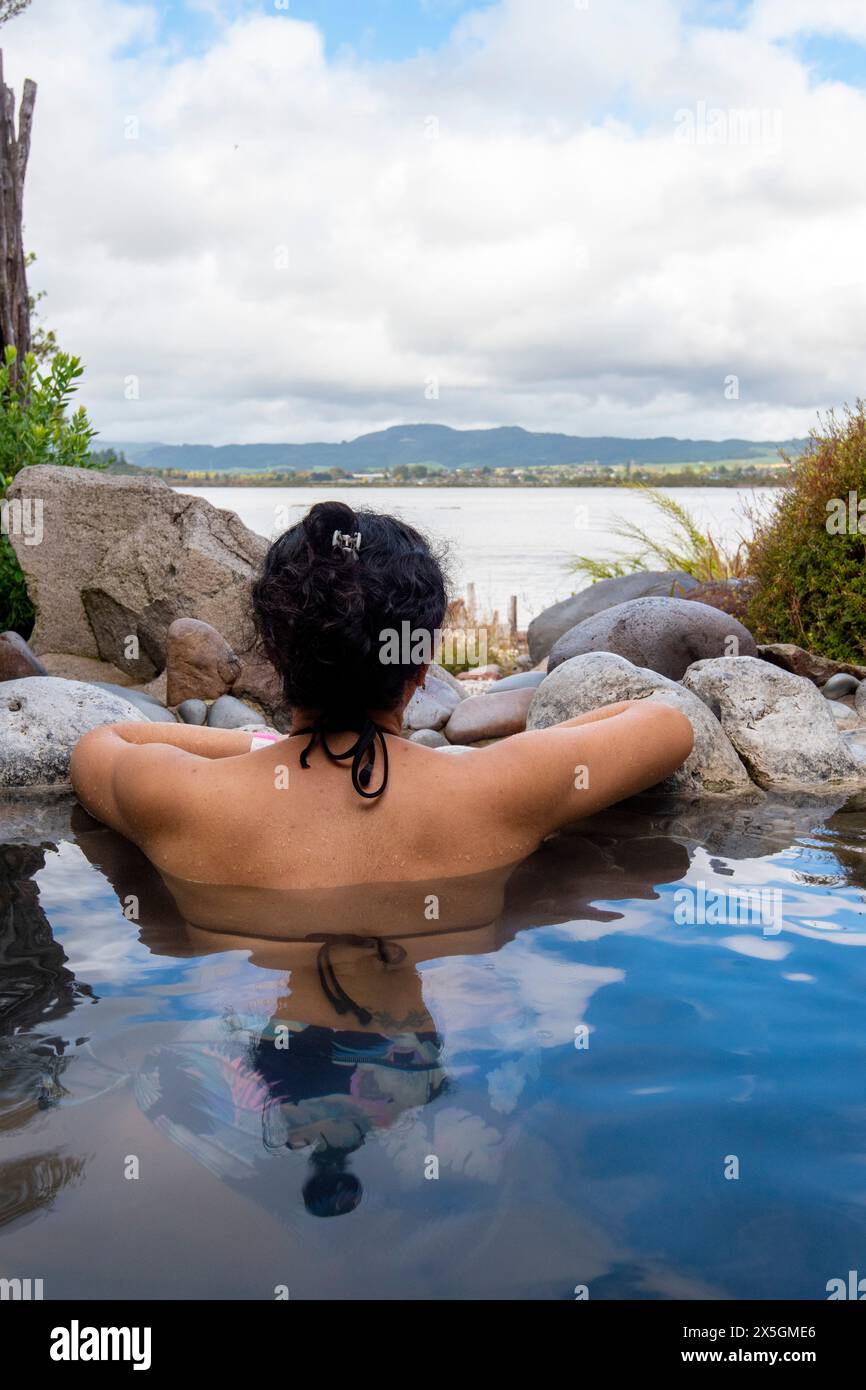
[98,422,808,473]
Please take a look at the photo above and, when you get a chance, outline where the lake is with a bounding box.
[179,485,774,622]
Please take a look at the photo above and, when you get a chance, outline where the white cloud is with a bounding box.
[5,0,866,444]
[750,0,866,43]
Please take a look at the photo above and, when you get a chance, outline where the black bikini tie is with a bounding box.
[295,716,389,799]
[305,934,408,1027]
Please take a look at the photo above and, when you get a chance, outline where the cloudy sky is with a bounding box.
[5,0,866,445]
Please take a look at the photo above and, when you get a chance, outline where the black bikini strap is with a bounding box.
[295,717,389,799]
[305,933,408,1027]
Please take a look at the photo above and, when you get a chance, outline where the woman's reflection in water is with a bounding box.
[73,807,691,1219]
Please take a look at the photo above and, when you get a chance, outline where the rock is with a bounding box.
[177,698,208,726]
[824,699,861,731]
[757,643,866,686]
[39,652,135,685]
[165,617,241,706]
[456,663,502,681]
[139,671,168,705]
[205,694,266,729]
[526,651,754,797]
[428,662,469,698]
[0,789,78,847]
[454,678,498,696]
[821,673,860,700]
[445,687,535,745]
[527,570,698,663]
[403,687,453,733]
[6,465,267,679]
[549,597,758,681]
[680,577,758,623]
[682,656,864,792]
[0,677,147,789]
[230,648,290,731]
[408,728,449,748]
[91,682,178,723]
[0,631,47,680]
[856,682,866,721]
[490,670,547,693]
[423,673,461,710]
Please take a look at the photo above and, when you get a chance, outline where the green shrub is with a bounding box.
[745,403,866,661]
[0,346,100,635]
[0,533,31,632]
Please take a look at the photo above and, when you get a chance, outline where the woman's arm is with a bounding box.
[90,721,280,758]
[470,698,695,842]
[69,722,284,841]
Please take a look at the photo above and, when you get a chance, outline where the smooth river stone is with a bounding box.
[408,728,449,748]
[166,617,241,706]
[549,596,758,682]
[821,673,861,700]
[206,693,267,729]
[444,687,534,744]
[491,670,546,693]
[0,631,47,680]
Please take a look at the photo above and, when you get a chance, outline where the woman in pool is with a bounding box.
[71,500,694,920]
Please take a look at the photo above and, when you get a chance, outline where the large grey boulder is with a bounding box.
[682,656,865,792]
[548,596,758,681]
[528,571,697,663]
[0,677,146,789]
[6,466,267,680]
[526,651,753,797]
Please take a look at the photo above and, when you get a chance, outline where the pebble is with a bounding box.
[822,673,861,700]
[408,728,449,748]
[206,694,266,729]
[177,698,209,726]
[491,670,546,693]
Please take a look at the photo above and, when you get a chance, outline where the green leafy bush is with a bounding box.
[745,403,866,661]
[0,346,100,635]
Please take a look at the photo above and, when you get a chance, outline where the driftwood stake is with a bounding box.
[0,48,36,369]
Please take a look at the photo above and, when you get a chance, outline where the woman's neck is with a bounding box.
[290,706,405,738]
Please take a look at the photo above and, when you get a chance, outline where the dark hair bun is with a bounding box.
[302,500,359,555]
[252,501,449,720]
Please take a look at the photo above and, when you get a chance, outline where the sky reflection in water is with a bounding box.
[1,793,865,1300]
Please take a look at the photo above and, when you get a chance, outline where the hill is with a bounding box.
[97,423,807,474]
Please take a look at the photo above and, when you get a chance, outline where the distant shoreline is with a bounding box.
[136,470,788,490]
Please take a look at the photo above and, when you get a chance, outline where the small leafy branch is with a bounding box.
[0,346,96,492]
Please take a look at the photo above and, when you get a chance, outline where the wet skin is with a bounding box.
[69,676,694,939]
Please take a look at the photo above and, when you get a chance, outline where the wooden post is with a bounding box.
[466,582,476,619]
[0,49,36,372]
[508,594,518,641]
